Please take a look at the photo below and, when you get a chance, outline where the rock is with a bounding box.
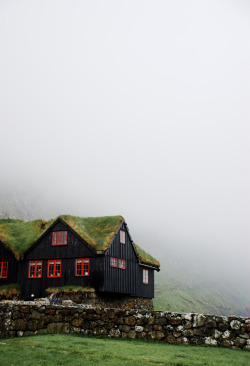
[205,320,217,328]
[12,319,26,331]
[127,330,136,339]
[190,337,204,346]
[137,332,147,339]
[107,309,116,319]
[234,337,246,347]
[214,330,222,339]
[153,325,162,331]
[135,326,144,332]
[177,337,189,345]
[230,320,241,330]
[119,325,131,333]
[62,300,74,306]
[176,325,184,332]
[148,317,155,325]
[218,322,229,331]
[183,313,192,321]
[221,339,231,347]
[155,317,167,326]
[166,335,177,344]
[148,331,156,339]
[155,331,165,340]
[205,337,217,346]
[20,306,30,314]
[27,319,39,331]
[72,318,83,327]
[144,324,153,332]
[31,310,41,320]
[47,322,70,334]
[115,318,124,325]
[193,314,206,327]
[173,332,181,338]
[193,327,210,336]
[182,329,194,337]
[222,330,231,339]
[184,321,192,329]
[241,323,250,332]
[109,329,120,338]
[238,333,249,339]
[170,317,182,325]
[125,316,136,326]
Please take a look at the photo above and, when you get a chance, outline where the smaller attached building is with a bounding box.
[0,215,160,303]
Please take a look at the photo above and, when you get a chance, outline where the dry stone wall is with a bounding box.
[0,302,249,351]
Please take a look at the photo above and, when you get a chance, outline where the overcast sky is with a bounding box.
[0,1,249,286]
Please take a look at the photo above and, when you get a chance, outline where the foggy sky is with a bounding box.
[0,1,249,288]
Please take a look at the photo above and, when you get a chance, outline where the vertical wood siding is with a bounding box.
[0,241,18,285]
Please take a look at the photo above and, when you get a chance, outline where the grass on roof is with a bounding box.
[0,283,21,298]
[60,215,123,251]
[45,286,95,294]
[133,243,160,267]
[0,218,55,259]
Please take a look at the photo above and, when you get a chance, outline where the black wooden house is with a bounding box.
[0,215,160,300]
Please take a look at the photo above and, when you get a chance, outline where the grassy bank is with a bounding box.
[0,334,248,366]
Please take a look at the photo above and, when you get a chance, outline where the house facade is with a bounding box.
[0,215,160,301]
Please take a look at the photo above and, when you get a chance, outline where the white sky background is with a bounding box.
[0,1,249,287]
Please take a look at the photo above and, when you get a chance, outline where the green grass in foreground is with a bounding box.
[0,334,249,366]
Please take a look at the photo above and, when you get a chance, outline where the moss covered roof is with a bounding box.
[133,243,160,267]
[0,215,160,267]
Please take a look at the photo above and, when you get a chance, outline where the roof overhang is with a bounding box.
[139,263,160,272]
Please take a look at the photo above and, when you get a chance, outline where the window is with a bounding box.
[52,231,67,245]
[110,257,118,267]
[118,259,126,269]
[75,258,90,276]
[120,230,125,244]
[47,260,61,277]
[28,261,42,278]
[143,269,148,284]
[0,262,8,278]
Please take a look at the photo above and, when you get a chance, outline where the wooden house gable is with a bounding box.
[105,221,139,263]
[24,218,95,261]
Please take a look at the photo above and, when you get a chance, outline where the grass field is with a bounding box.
[0,334,249,366]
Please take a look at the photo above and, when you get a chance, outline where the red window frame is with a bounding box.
[75,258,90,276]
[110,257,118,267]
[0,262,8,278]
[143,269,149,284]
[28,261,43,278]
[52,231,67,245]
[47,260,61,278]
[120,230,126,244]
[118,259,126,269]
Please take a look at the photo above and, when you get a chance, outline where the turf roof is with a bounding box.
[0,215,160,267]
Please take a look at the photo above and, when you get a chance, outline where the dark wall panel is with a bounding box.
[106,223,138,262]
[0,241,18,285]
[136,266,154,298]
[25,222,94,261]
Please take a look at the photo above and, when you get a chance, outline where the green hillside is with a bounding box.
[154,269,250,317]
